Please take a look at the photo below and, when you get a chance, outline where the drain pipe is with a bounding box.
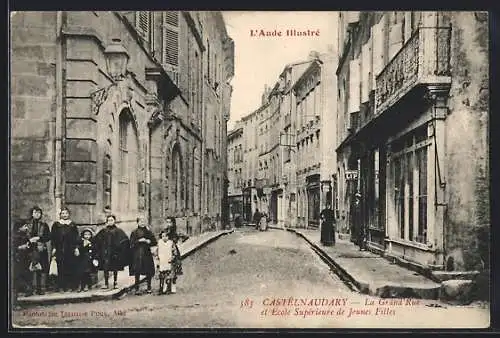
[54,11,65,217]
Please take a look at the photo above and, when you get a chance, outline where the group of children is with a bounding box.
[15,206,185,297]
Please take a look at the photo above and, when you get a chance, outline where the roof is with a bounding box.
[227,127,243,139]
[292,59,323,92]
[241,101,270,121]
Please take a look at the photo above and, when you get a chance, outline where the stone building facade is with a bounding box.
[240,106,262,222]
[11,11,234,235]
[293,50,338,229]
[227,122,243,222]
[335,11,489,272]
[230,48,338,229]
[278,60,314,229]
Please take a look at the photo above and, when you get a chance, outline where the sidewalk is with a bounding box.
[16,229,234,306]
[285,228,442,300]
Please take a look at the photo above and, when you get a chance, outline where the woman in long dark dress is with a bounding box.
[320,203,336,246]
[94,215,130,289]
[14,222,32,296]
[50,207,80,292]
[25,206,51,295]
[129,216,157,295]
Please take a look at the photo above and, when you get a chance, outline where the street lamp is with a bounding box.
[90,38,130,115]
[104,38,130,81]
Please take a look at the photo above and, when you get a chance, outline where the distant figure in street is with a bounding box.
[259,212,268,231]
[77,228,98,292]
[24,206,51,295]
[129,216,157,295]
[320,203,336,246]
[94,215,130,289]
[51,207,80,292]
[156,229,174,295]
[353,192,366,251]
[164,217,183,294]
[253,209,261,229]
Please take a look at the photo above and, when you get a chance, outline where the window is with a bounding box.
[172,144,184,212]
[135,11,151,43]
[207,40,211,81]
[162,11,179,79]
[410,12,421,31]
[192,147,198,211]
[118,110,139,213]
[391,125,429,244]
[103,154,112,211]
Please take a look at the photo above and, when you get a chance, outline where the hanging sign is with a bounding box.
[345,170,359,181]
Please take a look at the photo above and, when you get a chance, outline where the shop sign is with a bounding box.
[345,170,359,181]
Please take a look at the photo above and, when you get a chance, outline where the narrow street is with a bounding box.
[12,228,489,329]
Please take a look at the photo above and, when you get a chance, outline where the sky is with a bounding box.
[222,11,338,131]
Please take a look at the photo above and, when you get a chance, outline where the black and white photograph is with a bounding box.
[9,10,490,329]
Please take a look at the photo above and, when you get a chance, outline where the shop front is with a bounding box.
[242,187,252,222]
[306,174,320,229]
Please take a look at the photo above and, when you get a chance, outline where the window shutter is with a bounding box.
[361,37,372,103]
[404,12,413,42]
[389,22,403,60]
[136,11,151,41]
[162,11,179,70]
[372,20,384,87]
[348,58,360,114]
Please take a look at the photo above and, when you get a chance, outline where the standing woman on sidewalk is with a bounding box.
[94,215,130,289]
[165,217,184,294]
[129,216,157,295]
[25,206,51,295]
[51,207,80,292]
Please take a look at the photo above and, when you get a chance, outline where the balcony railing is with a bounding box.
[375,26,452,115]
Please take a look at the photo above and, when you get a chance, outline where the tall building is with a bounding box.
[278,59,314,229]
[240,106,262,222]
[227,121,243,222]
[336,11,489,273]
[10,11,234,234]
[293,49,338,229]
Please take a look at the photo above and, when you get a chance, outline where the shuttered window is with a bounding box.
[163,11,179,68]
[372,20,385,87]
[388,22,404,60]
[361,37,372,103]
[135,11,151,42]
[348,58,360,114]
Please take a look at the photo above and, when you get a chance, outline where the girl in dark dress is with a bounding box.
[129,216,157,295]
[94,215,130,289]
[77,228,98,292]
[50,207,80,292]
[25,206,51,295]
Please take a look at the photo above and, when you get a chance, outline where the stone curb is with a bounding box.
[284,227,441,300]
[16,229,235,307]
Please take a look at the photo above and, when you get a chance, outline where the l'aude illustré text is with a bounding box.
[250,29,320,37]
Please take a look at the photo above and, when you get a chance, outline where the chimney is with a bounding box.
[308,50,320,60]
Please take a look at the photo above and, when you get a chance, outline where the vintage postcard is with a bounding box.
[9,10,490,329]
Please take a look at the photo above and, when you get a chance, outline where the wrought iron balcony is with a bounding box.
[375,26,452,115]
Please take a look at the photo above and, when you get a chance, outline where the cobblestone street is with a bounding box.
[12,228,489,329]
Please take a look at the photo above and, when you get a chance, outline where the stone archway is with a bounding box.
[115,108,140,216]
